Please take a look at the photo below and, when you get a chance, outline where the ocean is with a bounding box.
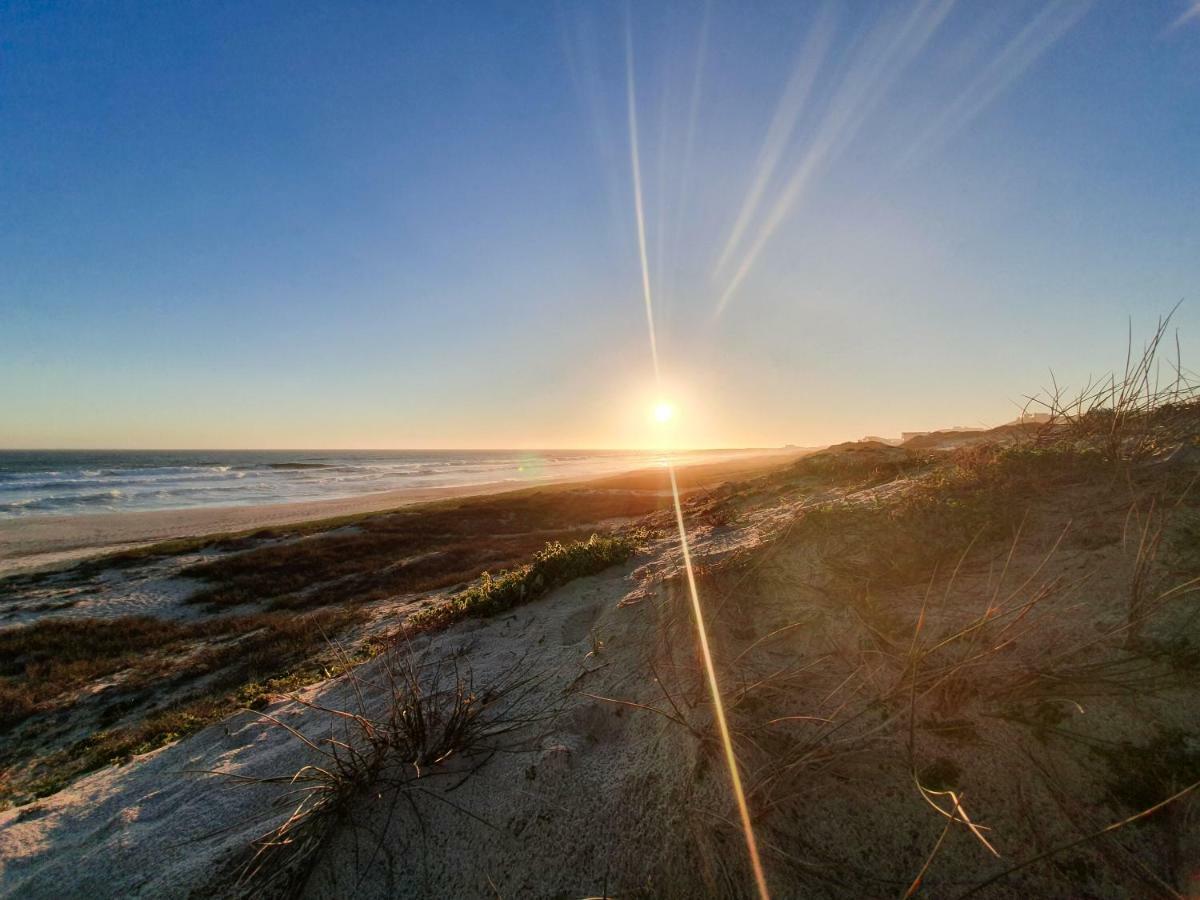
[0,449,746,519]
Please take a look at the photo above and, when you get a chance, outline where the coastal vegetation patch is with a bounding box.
[407,531,644,632]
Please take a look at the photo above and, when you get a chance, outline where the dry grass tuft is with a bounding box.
[218,648,553,896]
[1026,305,1200,463]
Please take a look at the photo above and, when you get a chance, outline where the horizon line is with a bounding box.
[0,445,811,453]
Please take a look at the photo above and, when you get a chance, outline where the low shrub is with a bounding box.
[408,531,642,632]
[792,442,922,484]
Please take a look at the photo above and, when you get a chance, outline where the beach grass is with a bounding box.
[407,531,644,632]
[221,648,554,895]
[0,605,370,799]
[180,488,666,612]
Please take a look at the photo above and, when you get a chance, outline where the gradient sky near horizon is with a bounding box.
[2,1,1199,450]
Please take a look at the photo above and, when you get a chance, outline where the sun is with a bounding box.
[653,401,675,424]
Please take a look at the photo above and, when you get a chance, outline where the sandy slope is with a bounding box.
[0,545,713,897]
[0,467,790,897]
[5,444,1198,897]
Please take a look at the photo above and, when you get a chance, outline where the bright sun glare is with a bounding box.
[653,402,675,423]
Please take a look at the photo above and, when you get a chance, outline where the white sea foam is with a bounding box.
[0,449,760,519]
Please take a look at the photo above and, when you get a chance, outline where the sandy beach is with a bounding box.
[5,429,1200,897]
[0,451,800,576]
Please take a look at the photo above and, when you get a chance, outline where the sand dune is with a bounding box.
[4,430,1200,896]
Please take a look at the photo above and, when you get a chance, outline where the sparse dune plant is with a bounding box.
[218,648,552,896]
[1025,306,1200,463]
[407,530,643,632]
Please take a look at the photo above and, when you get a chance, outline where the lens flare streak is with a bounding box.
[625,22,660,383]
[716,0,957,315]
[626,19,770,900]
[712,4,836,278]
[668,462,771,900]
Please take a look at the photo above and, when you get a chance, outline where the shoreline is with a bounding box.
[0,450,802,576]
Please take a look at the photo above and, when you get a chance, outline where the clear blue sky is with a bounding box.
[1,1,1198,449]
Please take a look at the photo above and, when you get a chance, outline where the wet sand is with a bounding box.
[0,450,804,576]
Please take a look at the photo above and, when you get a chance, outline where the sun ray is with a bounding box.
[667,462,771,900]
[625,18,770,899]
[715,0,957,315]
[712,4,837,278]
[625,20,660,384]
